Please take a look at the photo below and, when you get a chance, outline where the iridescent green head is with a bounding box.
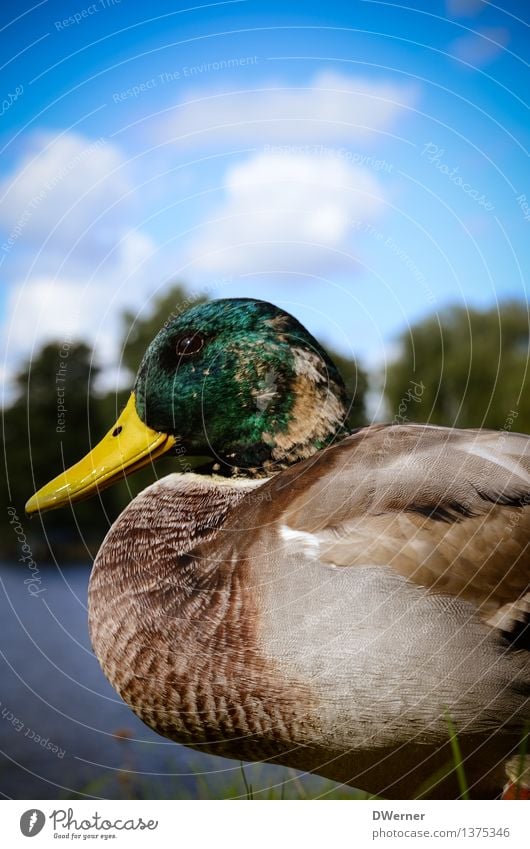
[26,298,352,514]
[134,298,351,475]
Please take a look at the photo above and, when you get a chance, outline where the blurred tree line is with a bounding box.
[2,293,528,561]
[385,302,530,430]
[1,285,367,560]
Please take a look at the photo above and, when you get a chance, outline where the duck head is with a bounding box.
[26,298,351,515]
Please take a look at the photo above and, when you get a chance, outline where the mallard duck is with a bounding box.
[26,298,529,799]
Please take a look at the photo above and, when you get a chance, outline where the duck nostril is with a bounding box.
[112,426,123,437]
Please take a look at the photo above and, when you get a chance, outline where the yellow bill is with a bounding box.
[25,393,176,516]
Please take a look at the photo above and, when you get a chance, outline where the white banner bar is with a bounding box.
[3,799,529,849]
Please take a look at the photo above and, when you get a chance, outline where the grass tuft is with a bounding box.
[444,710,470,800]
[239,763,254,800]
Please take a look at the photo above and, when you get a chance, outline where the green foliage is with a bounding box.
[385,302,530,432]
[332,350,368,428]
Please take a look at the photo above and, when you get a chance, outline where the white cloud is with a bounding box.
[1,235,157,398]
[0,132,158,395]
[188,151,385,275]
[4,277,99,359]
[449,27,510,67]
[160,70,417,147]
[0,132,130,265]
[3,227,156,383]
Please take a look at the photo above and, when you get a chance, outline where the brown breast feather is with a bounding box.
[89,476,320,765]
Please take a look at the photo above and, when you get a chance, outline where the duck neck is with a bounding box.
[265,354,353,469]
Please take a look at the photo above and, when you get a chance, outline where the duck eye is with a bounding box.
[174,332,205,357]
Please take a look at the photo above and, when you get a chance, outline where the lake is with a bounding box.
[0,563,356,800]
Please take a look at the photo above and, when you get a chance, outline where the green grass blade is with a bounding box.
[239,763,254,799]
[444,710,469,800]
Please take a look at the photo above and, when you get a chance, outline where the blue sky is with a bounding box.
[1,0,528,407]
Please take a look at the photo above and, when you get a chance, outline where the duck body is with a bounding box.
[89,425,530,799]
[26,298,529,798]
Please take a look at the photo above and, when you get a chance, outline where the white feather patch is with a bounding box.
[279,524,320,559]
